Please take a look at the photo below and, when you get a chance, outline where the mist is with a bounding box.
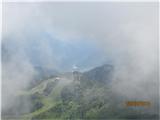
[2,2,158,114]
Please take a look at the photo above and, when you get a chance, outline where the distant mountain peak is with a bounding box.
[81,64,114,83]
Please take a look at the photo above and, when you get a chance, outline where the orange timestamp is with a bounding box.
[125,101,151,107]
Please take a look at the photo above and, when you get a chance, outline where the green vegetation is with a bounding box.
[2,65,159,120]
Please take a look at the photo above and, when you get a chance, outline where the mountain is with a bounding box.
[34,66,59,80]
[2,64,159,120]
[82,64,113,83]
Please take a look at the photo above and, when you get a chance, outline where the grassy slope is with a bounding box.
[20,77,72,120]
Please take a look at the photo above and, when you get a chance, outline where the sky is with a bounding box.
[2,2,158,70]
[2,2,159,112]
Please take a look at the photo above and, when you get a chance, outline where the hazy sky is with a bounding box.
[3,2,158,70]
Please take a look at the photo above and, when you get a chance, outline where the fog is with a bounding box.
[2,2,158,113]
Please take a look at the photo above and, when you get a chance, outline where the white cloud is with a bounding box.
[2,2,159,112]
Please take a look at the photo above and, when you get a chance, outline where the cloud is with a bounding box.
[2,2,159,113]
